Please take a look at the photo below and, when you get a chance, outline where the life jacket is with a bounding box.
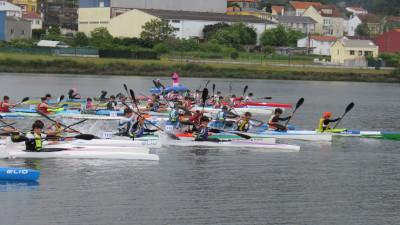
[195,127,209,140]
[237,119,250,132]
[317,118,330,132]
[37,103,48,114]
[0,101,9,112]
[268,115,279,130]
[25,132,43,152]
[169,109,179,123]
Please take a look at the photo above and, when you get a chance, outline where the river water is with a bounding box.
[0,73,400,225]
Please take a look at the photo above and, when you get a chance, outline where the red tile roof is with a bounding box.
[289,1,322,10]
[22,12,41,20]
[311,35,337,42]
[387,16,400,22]
[272,6,284,14]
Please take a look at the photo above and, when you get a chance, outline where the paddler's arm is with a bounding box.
[325,117,341,124]
[278,116,292,121]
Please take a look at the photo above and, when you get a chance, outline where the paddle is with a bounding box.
[62,119,88,132]
[36,110,83,134]
[0,122,17,129]
[129,89,140,111]
[256,97,273,100]
[204,80,210,89]
[10,97,30,108]
[212,84,216,98]
[201,88,209,113]
[211,128,252,140]
[229,82,232,95]
[243,85,249,97]
[0,115,17,129]
[11,133,98,143]
[284,98,305,127]
[333,102,355,129]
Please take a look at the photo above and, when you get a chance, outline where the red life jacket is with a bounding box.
[37,103,48,114]
[0,101,10,112]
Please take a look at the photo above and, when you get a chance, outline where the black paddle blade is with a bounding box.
[205,80,210,88]
[123,83,128,92]
[59,95,65,102]
[212,84,216,95]
[167,133,181,140]
[231,132,251,140]
[345,102,355,113]
[296,98,305,109]
[11,134,28,143]
[243,85,248,96]
[74,134,97,140]
[202,88,209,105]
[21,97,30,102]
[152,80,159,88]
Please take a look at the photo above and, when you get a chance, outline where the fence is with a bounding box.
[0,47,99,57]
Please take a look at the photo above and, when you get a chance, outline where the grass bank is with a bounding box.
[0,53,398,83]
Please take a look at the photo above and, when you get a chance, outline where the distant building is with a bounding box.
[303,5,344,37]
[297,35,337,55]
[8,0,38,13]
[286,1,322,16]
[0,1,22,17]
[0,11,31,41]
[37,40,69,48]
[346,14,383,37]
[227,0,260,10]
[103,9,276,42]
[331,38,378,66]
[271,6,284,16]
[345,6,368,15]
[273,15,316,34]
[41,0,79,31]
[374,29,400,53]
[22,11,41,29]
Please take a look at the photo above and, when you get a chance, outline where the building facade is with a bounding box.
[274,15,316,34]
[297,35,337,55]
[41,0,79,30]
[331,38,378,65]
[0,11,31,41]
[0,1,22,17]
[374,29,400,53]
[22,11,41,29]
[8,0,37,12]
[286,1,322,16]
[303,5,344,37]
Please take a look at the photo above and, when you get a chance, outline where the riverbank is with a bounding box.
[0,53,398,83]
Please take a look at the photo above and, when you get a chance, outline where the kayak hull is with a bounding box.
[0,167,40,181]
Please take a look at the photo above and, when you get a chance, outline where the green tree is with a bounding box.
[48,26,61,36]
[203,23,230,41]
[260,26,288,47]
[212,23,257,48]
[140,19,175,44]
[287,29,306,47]
[32,29,45,40]
[355,23,371,36]
[89,27,113,48]
[9,38,35,48]
[74,32,89,47]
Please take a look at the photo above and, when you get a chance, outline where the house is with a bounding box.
[0,11,31,41]
[297,35,337,55]
[345,6,368,15]
[37,40,69,48]
[303,5,344,37]
[331,38,378,66]
[0,1,22,17]
[271,6,284,16]
[273,15,316,34]
[357,14,382,36]
[383,16,400,32]
[105,9,276,42]
[374,29,400,53]
[8,0,38,13]
[22,11,41,29]
[286,1,322,16]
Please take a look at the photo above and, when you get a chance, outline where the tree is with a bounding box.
[260,26,288,47]
[211,23,257,48]
[74,32,89,47]
[203,23,230,41]
[140,19,175,44]
[9,38,35,48]
[32,29,45,40]
[355,23,370,36]
[287,29,306,47]
[89,27,113,48]
[48,26,61,36]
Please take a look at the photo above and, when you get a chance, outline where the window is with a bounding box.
[21,30,25,35]
[364,51,373,56]
[171,20,180,23]
[173,28,180,31]
[358,51,363,56]
[10,29,14,34]
[350,50,355,55]
[35,20,40,25]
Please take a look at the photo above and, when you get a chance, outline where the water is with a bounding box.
[0,73,400,225]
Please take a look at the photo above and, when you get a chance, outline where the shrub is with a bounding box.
[230,51,239,59]
[153,43,169,54]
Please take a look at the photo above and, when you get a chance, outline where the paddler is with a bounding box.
[236,112,260,132]
[130,116,158,139]
[317,112,341,132]
[85,98,94,110]
[106,95,118,111]
[37,97,51,114]
[168,103,180,128]
[118,108,135,137]
[268,108,291,131]
[68,88,81,100]
[244,93,254,102]
[25,120,46,152]
[0,96,15,112]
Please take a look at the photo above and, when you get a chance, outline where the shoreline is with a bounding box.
[0,53,398,83]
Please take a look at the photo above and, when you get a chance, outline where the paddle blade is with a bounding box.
[21,97,30,103]
[345,102,355,113]
[202,88,209,105]
[243,85,248,96]
[230,131,251,140]
[11,134,28,143]
[74,134,97,140]
[167,133,181,140]
[205,80,210,88]
[123,83,128,92]
[152,80,159,88]
[59,95,65,102]
[296,98,305,109]
[212,84,216,95]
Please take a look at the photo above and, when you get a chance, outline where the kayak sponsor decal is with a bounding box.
[6,169,29,175]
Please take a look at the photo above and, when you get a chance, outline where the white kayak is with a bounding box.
[254,130,333,142]
[163,139,300,152]
[192,106,274,115]
[71,137,162,148]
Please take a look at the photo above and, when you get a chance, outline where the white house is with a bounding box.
[346,14,362,36]
[22,12,42,29]
[297,35,337,55]
[0,1,22,18]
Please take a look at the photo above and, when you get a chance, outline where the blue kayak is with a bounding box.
[0,167,40,181]
[150,85,189,94]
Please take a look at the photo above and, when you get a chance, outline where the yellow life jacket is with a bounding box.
[34,133,42,151]
[237,119,250,132]
[317,118,330,132]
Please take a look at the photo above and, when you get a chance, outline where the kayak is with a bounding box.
[72,137,162,148]
[150,85,189,94]
[239,102,292,109]
[174,132,276,143]
[0,167,40,181]
[330,130,400,140]
[163,139,300,152]
[192,106,275,115]
[256,130,333,141]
